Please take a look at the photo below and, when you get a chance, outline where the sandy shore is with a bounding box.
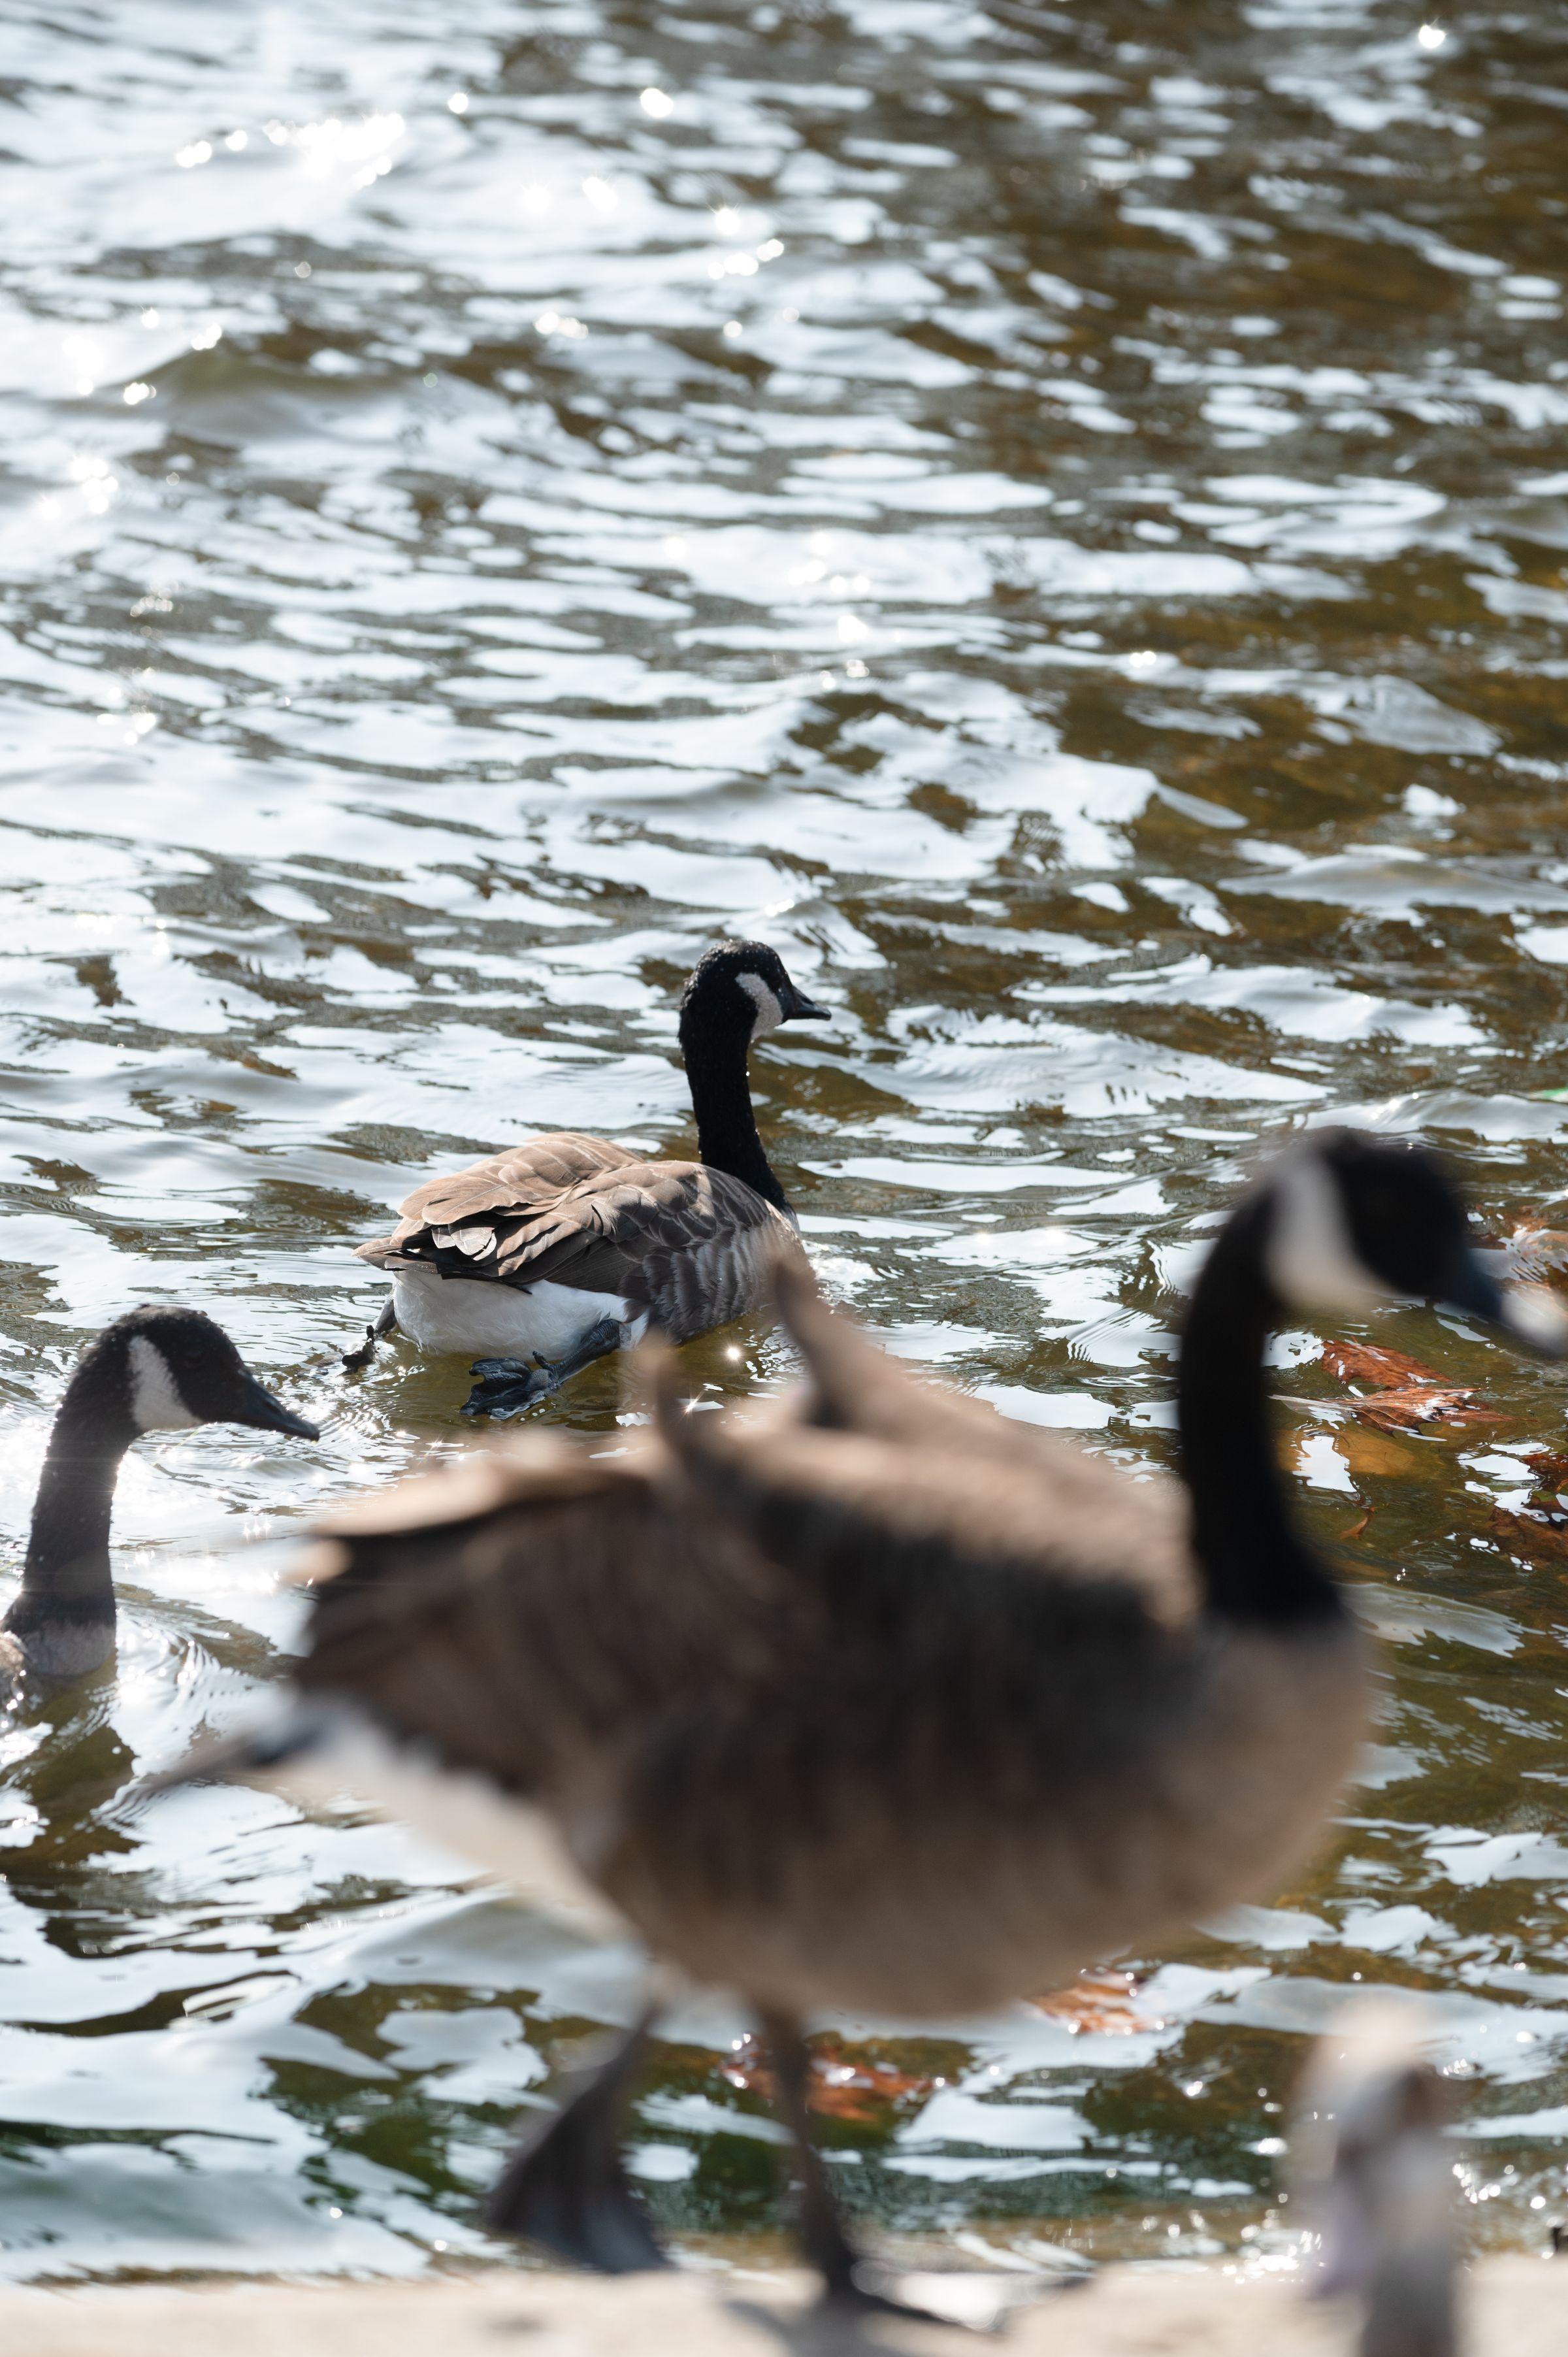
[0,2260,1555,2355]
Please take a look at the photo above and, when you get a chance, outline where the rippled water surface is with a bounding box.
[3,0,1568,2286]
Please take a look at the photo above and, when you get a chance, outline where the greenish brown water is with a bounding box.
[0,0,1567,2287]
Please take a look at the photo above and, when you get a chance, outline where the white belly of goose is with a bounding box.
[390,1268,647,1360]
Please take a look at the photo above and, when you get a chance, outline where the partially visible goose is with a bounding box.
[3,1308,319,1693]
[1296,2000,1458,2357]
[347,938,829,1416]
[165,1132,1562,2321]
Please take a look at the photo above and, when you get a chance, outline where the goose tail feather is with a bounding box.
[767,1249,948,1440]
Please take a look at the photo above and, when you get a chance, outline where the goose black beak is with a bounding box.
[232,1374,322,1440]
[1442,1251,1568,1360]
[776,980,831,1023]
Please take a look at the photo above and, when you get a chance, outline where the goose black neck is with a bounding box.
[681,1022,789,1211]
[1177,1196,1341,1628]
[7,1361,136,1630]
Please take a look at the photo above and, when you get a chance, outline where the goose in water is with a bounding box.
[3,1307,319,1693]
[166,1131,1562,2320]
[347,939,830,1417]
[1296,2000,1458,2357]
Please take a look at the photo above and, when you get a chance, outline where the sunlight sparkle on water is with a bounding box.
[1418,22,1446,46]
[640,86,674,118]
[289,112,405,178]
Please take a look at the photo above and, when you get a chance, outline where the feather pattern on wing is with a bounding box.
[282,1282,1365,2017]
[358,1154,798,1341]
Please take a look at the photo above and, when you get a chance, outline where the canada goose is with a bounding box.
[346,938,830,1416]
[164,1131,1563,2320]
[1296,2000,1458,2357]
[2,1308,319,1692]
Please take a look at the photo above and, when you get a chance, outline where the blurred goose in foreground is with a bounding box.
[1296,2000,1460,2357]
[346,938,829,1416]
[169,1132,1562,2323]
[3,1308,319,1694]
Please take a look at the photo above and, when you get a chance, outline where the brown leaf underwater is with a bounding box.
[722,2031,936,2122]
[1320,1339,1501,1432]
[1028,1968,1158,2036]
[1490,1446,1568,1563]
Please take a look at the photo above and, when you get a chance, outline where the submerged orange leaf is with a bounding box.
[1490,1506,1568,1564]
[1320,1340,1499,1432]
[1518,1445,1568,1494]
[1322,1339,1448,1391]
[1028,1968,1157,2036]
[721,2031,935,2122]
[1335,1424,1422,1479]
[1490,1447,1568,1562]
[1352,1384,1500,1433]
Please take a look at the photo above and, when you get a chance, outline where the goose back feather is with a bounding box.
[285,1270,1365,2017]
[360,1161,798,1345]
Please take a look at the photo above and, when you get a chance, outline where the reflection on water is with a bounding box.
[0,0,1565,2284]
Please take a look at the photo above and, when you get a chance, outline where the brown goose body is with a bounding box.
[350,944,830,1413]
[359,1151,800,1351]
[292,1259,1368,2019]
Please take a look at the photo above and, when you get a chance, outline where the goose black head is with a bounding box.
[678,940,830,1055]
[95,1307,322,1440]
[1261,1129,1568,1357]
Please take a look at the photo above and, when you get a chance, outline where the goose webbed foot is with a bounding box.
[761,2011,1050,2334]
[342,1298,397,1373]
[463,1316,626,1419]
[463,1357,559,1419]
[486,2010,666,2275]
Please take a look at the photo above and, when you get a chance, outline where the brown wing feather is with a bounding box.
[284,1368,1210,2017]
[355,1132,641,1270]
[360,1149,797,1338]
[272,1298,1357,2024]
[293,1432,815,1800]
[653,1347,1198,1630]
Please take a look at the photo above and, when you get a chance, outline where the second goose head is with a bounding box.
[4,1308,320,1687]
[676,939,830,1211]
[1262,1127,1567,1352]
[1180,1130,1568,1629]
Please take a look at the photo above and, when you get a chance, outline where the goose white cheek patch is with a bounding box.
[1266,1156,1388,1317]
[1500,1283,1568,1356]
[126,1335,201,1432]
[736,970,784,1036]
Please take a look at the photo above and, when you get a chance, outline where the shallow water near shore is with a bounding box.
[1,0,1567,2288]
